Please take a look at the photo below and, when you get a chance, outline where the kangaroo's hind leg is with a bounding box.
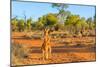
[42,49,45,60]
[45,48,49,60]
[48,46,51,58]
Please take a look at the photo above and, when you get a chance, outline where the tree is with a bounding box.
[86,17,92,23]
[11,17,18,31]
[64,15,80,34]
[35,13,58,30]
[38,13,58,27]
[64,15,89,35]
[45,13,58,27]
[54,23,65,31]
[65,15,80,25]
[86,17,95,30]
[52,3,68,12]
[52,3,69,24]
[26,17,32,31]
[35,21,44,30]
[38,15,47,25]
[18,19,25,32]
[75,17,88,35]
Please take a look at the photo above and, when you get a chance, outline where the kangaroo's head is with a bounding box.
[44,28,50,36]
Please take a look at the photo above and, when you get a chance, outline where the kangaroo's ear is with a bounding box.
[44,28,46,32]
[48,29,52,34]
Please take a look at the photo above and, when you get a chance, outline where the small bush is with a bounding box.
[11,43,29,66]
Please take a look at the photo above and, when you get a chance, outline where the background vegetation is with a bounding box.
[11,3,96,36]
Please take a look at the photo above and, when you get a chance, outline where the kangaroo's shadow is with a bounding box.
[30,46,96,53]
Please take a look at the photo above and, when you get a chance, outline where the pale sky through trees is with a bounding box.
[12,1,95,21]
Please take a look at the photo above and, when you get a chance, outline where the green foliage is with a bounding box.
[11,13,96,37]
[18,19,25,32]
[38,15,47,26]
[11,18,18,31]
[86,17,92,23]
[45,13,58,26]
[35,21,44,29]
[65,15,90,35]
[86,17,95,30]
[65,15,80,25]
[11,4,95,37]
[54,23,65,31]
[75,17,88,34]
[26,18,32,31]
[31,13,58,30]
